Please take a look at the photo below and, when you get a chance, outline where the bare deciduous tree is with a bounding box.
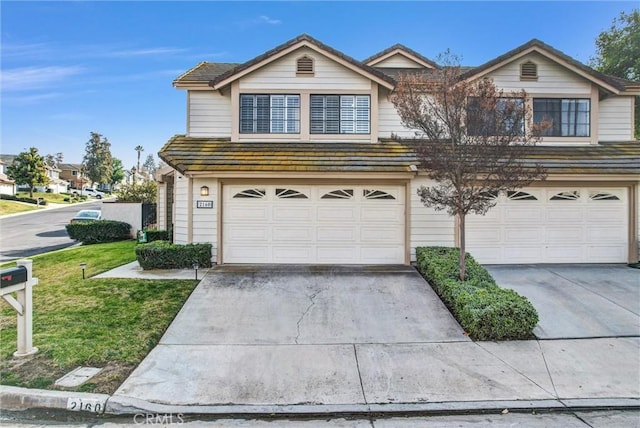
[391,53,550,279]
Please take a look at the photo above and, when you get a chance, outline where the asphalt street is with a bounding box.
[0,201,102,262]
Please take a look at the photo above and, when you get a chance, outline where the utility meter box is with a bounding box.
[1,266,28,288]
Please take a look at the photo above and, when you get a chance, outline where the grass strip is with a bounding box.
[0,240,197,393]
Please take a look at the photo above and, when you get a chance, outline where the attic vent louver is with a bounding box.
[296,56,314,76]
[520,61,538,81]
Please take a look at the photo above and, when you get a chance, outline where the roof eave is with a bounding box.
[461,44,622,95]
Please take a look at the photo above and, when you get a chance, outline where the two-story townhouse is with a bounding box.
[59,163,89,190]
[0,160,16,195]
[157,34,640,265]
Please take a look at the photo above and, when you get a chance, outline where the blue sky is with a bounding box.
[1,1,637,170]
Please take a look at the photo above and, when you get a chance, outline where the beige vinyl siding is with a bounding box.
[157,182,167,230]
[239,47,371,91]
[372,54,424,68]
[410,177,455,261]
[192,178,218,261]
[487,53,591,94]
[378,93,421,139]
[599,96,635,141]
[173,174,189,244]
[188,90,231,137]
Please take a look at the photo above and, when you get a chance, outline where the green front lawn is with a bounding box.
[0,200,40,216]
[0,241,198,393]
[15,191,78,204]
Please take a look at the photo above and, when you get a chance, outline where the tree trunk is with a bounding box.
[29,186,34,198]
[458,213,466,281]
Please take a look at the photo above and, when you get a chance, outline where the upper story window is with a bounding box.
[310,95,370,134]
[533,98,590,137]
[520,61,538,81]
[240,94,300,134]
[296,56,314,76]
[466,97,524,136]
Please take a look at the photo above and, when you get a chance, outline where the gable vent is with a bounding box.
[296,56,314,76]
[520,61,538,81]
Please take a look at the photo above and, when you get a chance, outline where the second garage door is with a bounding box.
[223,184,405,264]
[466,187,629,264]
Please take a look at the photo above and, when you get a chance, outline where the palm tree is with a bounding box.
[134,145,144,172]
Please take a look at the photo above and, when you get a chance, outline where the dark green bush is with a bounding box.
[0,193,47,205]
[142,229,171,243]
[66,221,131,244]
[135,240,212,270]
[415,246,538,341]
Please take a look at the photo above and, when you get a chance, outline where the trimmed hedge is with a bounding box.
[416,246,538,340]
[142,229,172,243]
[135,240,212,270]
[1,193,47,205]
[66,220,131,244]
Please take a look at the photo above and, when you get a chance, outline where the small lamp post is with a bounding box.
[192,262,199,280]
[79,262,86,280]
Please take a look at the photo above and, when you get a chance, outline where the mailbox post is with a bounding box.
[0,259,38,357]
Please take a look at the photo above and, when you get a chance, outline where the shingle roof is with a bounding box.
[363,43,439,69]
[395,140,640,175]
[174,62,240,84]
[160,136,638,176]
[211,34,397,88]
[159,136,416,174]
[459,39,640,92]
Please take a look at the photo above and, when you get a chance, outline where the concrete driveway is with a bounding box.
[486,264,640,339]
[109,264,640,413]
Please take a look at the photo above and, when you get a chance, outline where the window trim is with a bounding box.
[239,93,301,134]
[310,94,371,135]
[533,98,591,138]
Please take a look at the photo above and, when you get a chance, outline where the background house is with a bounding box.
[0,160,16,195]
[157,35,640,265]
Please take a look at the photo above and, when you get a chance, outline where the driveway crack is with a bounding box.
[294,286,324,344]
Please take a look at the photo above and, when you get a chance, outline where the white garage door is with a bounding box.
[223,184,405,264]
[467,187,628,264]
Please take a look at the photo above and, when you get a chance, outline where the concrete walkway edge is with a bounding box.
[2,385,639,417]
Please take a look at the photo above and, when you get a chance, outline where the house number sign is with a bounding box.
[196,200,214,209]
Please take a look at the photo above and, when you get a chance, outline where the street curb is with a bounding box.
[0,385,109,415]
[2,385,638,417]
[0,198,109,220]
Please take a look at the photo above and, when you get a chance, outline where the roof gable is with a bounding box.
[459,39,640,95]
[364,44,438,69]
[210,34,396,90]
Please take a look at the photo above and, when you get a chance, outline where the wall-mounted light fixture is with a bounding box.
[200,186,209,196]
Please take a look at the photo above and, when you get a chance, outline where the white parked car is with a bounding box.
[73,188,106,199]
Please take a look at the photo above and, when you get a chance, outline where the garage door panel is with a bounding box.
[317,246,358,263]
[226,225,268,241]
[273,206,313,222]
[545,207,583,222]
[225,245,269,263]
[467,187,628,264]
[223,184,405,264]
[504,207,543,222]
[317,227,356,242]
[272,227,313,242]
[586,208,625,222]
[586,227,627,242]
[545,227,584,243]
[504,246,545,263]
[587,246,627,262]
[317,207,357,221]
[466,228,501,244]
[504,227,544,243]
[361,206,403,221]
[226,206,268,221]
[360,226,403,243]
[361,247,404,263]
[272,247,314,263]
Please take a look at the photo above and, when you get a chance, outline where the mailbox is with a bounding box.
[1,266,28,288]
